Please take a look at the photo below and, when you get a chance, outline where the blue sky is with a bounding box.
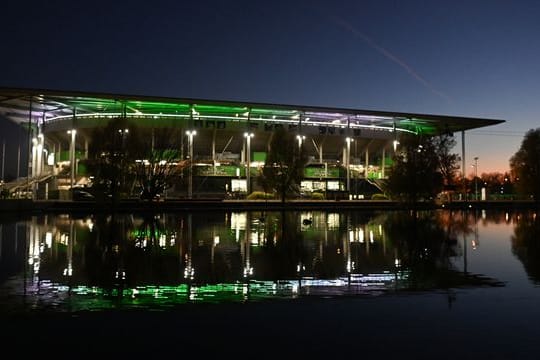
[2,0,539,173]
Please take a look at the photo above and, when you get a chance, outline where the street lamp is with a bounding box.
[296,134,305,149]
[473,157,479,201]
[186,130,196,199]
[244,132,254,196]
[36,133,44,176]
[31,137,38,178]
[345,137,353,192]
[67,129,76,192]
[118,128,129,148]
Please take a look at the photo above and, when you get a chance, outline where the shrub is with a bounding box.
[310,192,325,200]
[247,191,273,200]
[0,188,9,199]
[371,193,388,200]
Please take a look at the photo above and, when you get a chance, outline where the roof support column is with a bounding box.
[51,143,57,175]
[346,117,351,192]
[26,98,33,195]
[462,130,466,200]
[56,141,61,171]
[364,146,369,179]
[31,137,37,179]
[36,133,43,177]
[16,143,20,179]
[1,139,5,182]
[381,147,386,179]
[345,137,351,192]
[212,129,216,175]
[69,129,76,192]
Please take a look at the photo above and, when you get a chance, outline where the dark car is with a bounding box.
[72,189,95,201]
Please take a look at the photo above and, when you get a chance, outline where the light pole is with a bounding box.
[67,129,76,192]
[296,134,305,150]
[244,132,254,196]
[345,137,353,193]
[1,139,5,182]
[473,156,478,201]
[118,129,129,192]
[186,130,196,199]
[36,133,43,176]
[118,128,129,147]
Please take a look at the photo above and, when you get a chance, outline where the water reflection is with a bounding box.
[511,211,540,284]
[0,210,505,312]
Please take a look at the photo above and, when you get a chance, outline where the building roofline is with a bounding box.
[0,86,505,134]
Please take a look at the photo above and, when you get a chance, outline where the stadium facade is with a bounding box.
[0,88,505,199]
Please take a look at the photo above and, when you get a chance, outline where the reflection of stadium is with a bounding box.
[0,88,504,198]
[0,210,508,310]
[5,211,410,308]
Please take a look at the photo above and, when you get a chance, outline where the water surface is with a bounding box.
[1,209,539,357]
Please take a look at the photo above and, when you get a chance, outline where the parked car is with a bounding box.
[72,189,95,201]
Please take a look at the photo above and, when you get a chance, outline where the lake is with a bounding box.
[1,209,539,358]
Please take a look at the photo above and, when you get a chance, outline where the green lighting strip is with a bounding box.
[46,112,418,134]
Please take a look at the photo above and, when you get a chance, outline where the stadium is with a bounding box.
[0,88,505,200]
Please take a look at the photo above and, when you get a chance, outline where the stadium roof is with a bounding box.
[0,87,505,135]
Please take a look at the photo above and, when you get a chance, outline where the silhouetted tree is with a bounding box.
[259,127,308,202]
[85,120,187,201]
[85,117,141,201]
[133,128,188,200]
[479,172,515,198]
[385,135,444,204]
[433,134,461,187]
[510,128,540,201]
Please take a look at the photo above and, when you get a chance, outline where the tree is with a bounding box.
[479,172,514,198]
[85,117,141,201]
[259,127,308,202]
[85,119,187,201]
[510,128,540,201]
[432,134,461,187]
[133,128,188,200]
[385,135,444,203]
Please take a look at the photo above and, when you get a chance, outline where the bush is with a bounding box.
[0,188,9,199]
[371,193,388,200]
[310,192,325,200]
[247,191,274,200]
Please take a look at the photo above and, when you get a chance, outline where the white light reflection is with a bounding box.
[159,234,166,248]
[327,213,340,229]
[250,232,259,245]
[231,212,246,242]
[45,232,52,248]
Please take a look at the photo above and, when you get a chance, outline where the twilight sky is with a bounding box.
[1,0,539,174]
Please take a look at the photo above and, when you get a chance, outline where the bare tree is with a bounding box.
[259,127,308,202]
[133,128,188,200]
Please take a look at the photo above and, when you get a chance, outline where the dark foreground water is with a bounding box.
[1,209,540,358]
